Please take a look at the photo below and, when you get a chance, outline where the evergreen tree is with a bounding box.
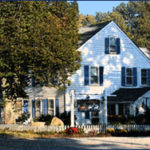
[0,1,81,100]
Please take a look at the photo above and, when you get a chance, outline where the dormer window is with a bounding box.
[109,37,117,53]
[105,37,120,54]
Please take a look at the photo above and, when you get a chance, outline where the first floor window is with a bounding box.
[23,100,28,114]
[141,69,148,85]
[90,67,98,84]
[126,68,133,85]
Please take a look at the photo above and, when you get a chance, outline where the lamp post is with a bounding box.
[70,90,75,127]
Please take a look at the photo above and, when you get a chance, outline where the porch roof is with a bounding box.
[108,87,150,103]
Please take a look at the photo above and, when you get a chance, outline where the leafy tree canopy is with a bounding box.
[0,1,81,100]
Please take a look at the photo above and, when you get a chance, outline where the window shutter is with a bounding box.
[105,38,109,54]
[42,99,48,115]
[85,111,90,119]
[148,69,150,86]
[121,67,126,86]
[99,66,104,86]
[84,65,89,85]
[32,100,35,118]
[116,38,120,54]
[133,68,137,86]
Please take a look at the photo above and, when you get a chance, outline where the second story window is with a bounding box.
[91,67,98,85]
[126,68,133,85]
[84,66,104,86]
[141,69,148,85]
[109,37,117,53]
[105,37,120,54]
[121,67,137,87]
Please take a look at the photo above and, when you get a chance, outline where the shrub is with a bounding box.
[16,112,30,123]
[128,129,140,136]
[34,114,53,125]
[115,129,128,136]
[107,128,115,134]
[59,112,71,125]
[78,128,84,134]
[66,127,79,135]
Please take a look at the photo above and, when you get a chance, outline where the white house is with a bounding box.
[65,21,150,125]
[1,21,150,125]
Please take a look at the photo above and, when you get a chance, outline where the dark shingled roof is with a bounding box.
[78,21,110,47]
[108,87,150,103]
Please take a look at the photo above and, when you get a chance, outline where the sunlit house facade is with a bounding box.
[65,21,150,125]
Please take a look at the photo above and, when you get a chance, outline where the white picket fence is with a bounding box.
[0,124,150,133]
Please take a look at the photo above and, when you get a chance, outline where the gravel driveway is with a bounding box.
[0,136,150,149]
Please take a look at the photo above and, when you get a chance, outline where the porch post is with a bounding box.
[70,90,75,127]
[115,104,119,115]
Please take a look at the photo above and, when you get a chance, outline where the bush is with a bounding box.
[128,129,140,136]
[114,129,128,136]
[78,128,84,134]
[16,112,30,123]
[107,128,115,134]
[65,127,79,135]
[34,114,53,125]
[59,112,70,125]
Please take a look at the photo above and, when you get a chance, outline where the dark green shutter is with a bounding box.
[116,38,120,54]
[121,67,126,86]
[133,68,137,86]
[105,38,109,54]
[99,66,104,86]
[84,66,89,85]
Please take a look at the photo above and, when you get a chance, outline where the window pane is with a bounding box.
[142,77,147,85]
[109,38,116,53]
[142,69,147,76]
[126,68,132,76]
[141,69,147,85]
[91,67,98,76]
[91,67,98,84]
[91,76,98,84]
[109,38,116,46]
[126,77,132,85]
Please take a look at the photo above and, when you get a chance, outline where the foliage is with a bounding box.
[0,1,81,100]
[34,114,53,125]
[59,111,71,125]
[16,112,29,123]
[114,129,128,136]
[107,128,115,134]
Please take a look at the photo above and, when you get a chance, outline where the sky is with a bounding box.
[78,1,127,16]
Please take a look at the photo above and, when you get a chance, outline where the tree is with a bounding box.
[0,1,81,100]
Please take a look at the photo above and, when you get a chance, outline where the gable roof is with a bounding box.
[79,21,150,60]
[108,87,150,103]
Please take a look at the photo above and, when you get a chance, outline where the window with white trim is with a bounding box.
[109,37,117,53]
[126,68,133,85]
[90,67,98,85]
[141,69,148,85]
